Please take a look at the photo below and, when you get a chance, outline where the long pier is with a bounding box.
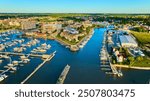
[21,51,56,84]
[109,62,119,75]
[57,64,70,84]
[0,68,11,75]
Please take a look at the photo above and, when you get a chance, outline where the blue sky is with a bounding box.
[0,0,150,13]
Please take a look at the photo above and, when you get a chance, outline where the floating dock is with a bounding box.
[0,52,44,58]
[100,31,123,77]
[101,68,112,71]
[21,51,56,84]
[57,64,70,84]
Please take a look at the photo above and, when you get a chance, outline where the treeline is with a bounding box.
[0,13,50,19]
[93,16,150,25]
[131,27,148,32]
[0,13,150,26]
[0,13,91,19]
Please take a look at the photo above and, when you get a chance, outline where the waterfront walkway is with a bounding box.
[0,68,11,75]
[114,64,150,70]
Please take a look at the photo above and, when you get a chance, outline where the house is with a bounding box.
[114,50,124,63]
[117,55,124,63]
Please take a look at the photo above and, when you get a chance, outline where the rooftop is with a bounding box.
[119,35,137,45]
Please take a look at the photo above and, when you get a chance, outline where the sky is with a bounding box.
[0,0,150,13]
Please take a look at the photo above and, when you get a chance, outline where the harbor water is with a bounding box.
[0,28,150,84]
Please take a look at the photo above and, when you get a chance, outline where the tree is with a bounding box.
[124,48,130,56]
[145,16,150,26]
[119,47,123,52]
[78,25,84,33]
[113,59,116,64]
[86,27,91,34]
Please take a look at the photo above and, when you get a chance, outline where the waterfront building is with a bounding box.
[60,31,84,42]
[119,35,138,48]
[64,27,79,34]
[69,22,82,28]
[114,50,124,63]
[42,23,62,33]
[82,21,92,28]
[92,21,109,27]
[21,21,37,30]
[117,55,124,63]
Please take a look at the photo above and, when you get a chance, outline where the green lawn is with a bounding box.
[56,34,78,45]
[130,31,150,45]
[132,58,150,67]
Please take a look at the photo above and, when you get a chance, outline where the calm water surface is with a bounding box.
[1,28,150,84]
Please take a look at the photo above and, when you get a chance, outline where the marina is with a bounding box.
[100,30,123,77]
[0,52,49,58]
[78,30,94,49]
[0,30,56,83]
[21,51,56,84]
[0,28,150,84]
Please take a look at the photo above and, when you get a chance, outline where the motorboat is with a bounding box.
[12,61,19,66]
[0,76,4,82]
[0,60,3,64]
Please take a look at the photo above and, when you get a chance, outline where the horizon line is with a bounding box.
[0,12,150,14]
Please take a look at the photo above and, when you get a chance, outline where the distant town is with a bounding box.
[0,13,150,84]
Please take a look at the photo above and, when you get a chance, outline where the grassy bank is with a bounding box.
[130,31,150,45]
[56,28,93,46]
[132,58,150,67]
[56,34,77,45]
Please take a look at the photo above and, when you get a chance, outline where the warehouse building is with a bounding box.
[119,35,138,47]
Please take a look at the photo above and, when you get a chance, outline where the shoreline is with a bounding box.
[113,64,150,70]
[0,29,20,33]
[23,28,94,52]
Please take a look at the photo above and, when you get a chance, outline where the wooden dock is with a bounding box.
[101,65,111,68]
[21,51,56,84]
[100,32,120,76]
[109,62,119,75]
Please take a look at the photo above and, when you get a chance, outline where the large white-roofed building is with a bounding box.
[119,35,138,48]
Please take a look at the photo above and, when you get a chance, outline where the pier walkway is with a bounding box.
[21,51,56,84]
[57,64,70,84]
[0,68,11,75]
